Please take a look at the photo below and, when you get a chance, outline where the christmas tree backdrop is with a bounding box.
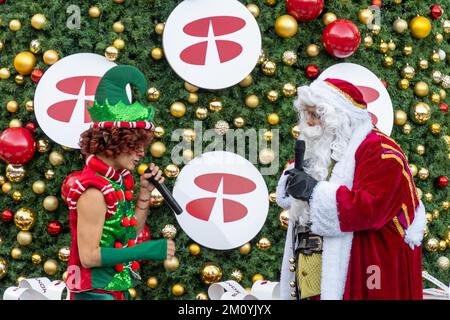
[0,0,449,299]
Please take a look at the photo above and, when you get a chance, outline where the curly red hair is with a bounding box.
[79,127,154,157]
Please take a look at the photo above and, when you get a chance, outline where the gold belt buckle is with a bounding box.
[309,235,323,252]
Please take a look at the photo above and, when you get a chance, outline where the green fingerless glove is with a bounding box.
[100,238,167,267]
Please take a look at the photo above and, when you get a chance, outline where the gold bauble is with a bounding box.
[430,93,440,104]
[0,39,3,51]
[416,145,425,156]
[196,292,208,300]
[147,277,158,289]
[231,269,243,282]
[416,188,423,200]
[430,123,441,135]
[358,9,374,25]
[283,82,296,97]
[398,78,409,90]
[105,46,119,61]
[444,20,450,33]
[9,119,22,128]
[155,23,165,35]
[170,102,186,118]
[433,210,439,220]
[43,50,59,65]
[426,238,439,252]
[269,192,277,203]
[9,19,21,31]
[163,256,179,271]
[432,70,442,83]
[28,39,41,55]
[195,107,208,120]
[12,190,23,202]
[257,237,272,250]
[32,179,47,193]
[267,90,279,102]
[14,51,36,75]
[435,33,444,43]
[233,117,245,128]
[258,49,266,64]
[0,175,5,185]
[182,149,194,162]
[209,99,223,112]
[261,60,276,76]
[322,12,337,26]
[151,47,164,60]
[411,102,431,124]
[189,243,201,256]
[45,169,55,180]
[113,0,125,3]
[164,164,180,178]
[172,284,185,296]
[43,195,59,211]
[149,188,163,207]
[275,15,298,38]
[282,50,297,66]
[363,35,373,48]
[128,288,137,299]
[418,167,429,180]
[16,276,27,286]
[150,141,166,158]
[247,3,260,18]
[444,135,450,150]
[414,81,429,97]
[245,95,260,108]
[11,247,22,260]
[6,100,19,113]
[267,113,279,125]
[200,263,223,284]
[0,68,11,80]
[14,208,36,231]
[430,51,440,63]
[214,120,230,135]
[403,124,411,135]
[89,6,101,18]
[306,44,320,57]
[17,231,32,246]
[387,41,396,51]
[31,14,46,30]
[379,41,388,53]
[2,182,12,194]
[259,148,275,164]
[187,93,198,104]
[62,271,68,282]
[182,128,196,142]
[419,59,429,70]
[113,38,125,50]
[137,163,148,176]
[424,193,433,202]
[394,110,407,126]
[239,242,251,255]
[25,100,34,112]
[113,21,125,33]
[49,151,64,166]
[252,274,264,283]
[410,16,432,39]
[442,201,449,210]
[383,55,394,67]
[44,259,58,276]
[58,247,70,262]
[370,24,381,35]
[263,130,273,142]
[409,164,418,177]
[279,210,289,230]
[425,212,432,223]
[291,125,300,139]
[439,89,446,100]
[154,126,165,138]
[184,82,199,93]
[37,139,50,153]
[161,224,177,239]
[31,253,42,265]
[239,75,253,87]
[437,257,450,271]
[6,164,26,183]
[401,65,415,79]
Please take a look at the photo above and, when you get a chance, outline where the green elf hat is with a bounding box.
[88,65,155,130]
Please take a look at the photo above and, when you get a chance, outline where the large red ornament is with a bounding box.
[430,5,443,20]
[31,69,43,83]
[0,127,36,164]
[437,176,448,189]
[286,0,324,22]
[322,20,361,58]
[61,170,83,204]
[1,210,13,223]
[306,64,319,79]
[137,224,151,265]
[48,221,63,236]
[440,102,448,113]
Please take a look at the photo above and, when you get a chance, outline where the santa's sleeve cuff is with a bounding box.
[309,181,344,237]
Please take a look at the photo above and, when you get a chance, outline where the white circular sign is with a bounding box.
[163,0,262,90]
[173,151,269,250]
[319,63,394,136]
[34,53,118,149]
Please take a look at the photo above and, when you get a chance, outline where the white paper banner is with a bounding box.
[208,280,280,300]
[3,277,70,300]
[422,271,450,300]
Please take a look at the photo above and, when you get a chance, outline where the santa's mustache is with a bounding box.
[300,124,324,140]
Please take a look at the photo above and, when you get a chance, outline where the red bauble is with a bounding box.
[286,0,324,22]
[0,127,36,165]
[137,224,151,265]
[31,69,43,83]
[306,64,319,78]
[48,221,63,236]
[381,80,388,88]
[322,20,361,58]
[430,5,443,20]
[1,210,13,223]
[25,122,36,134]
[437,176,448,188]
[61,170,83,203]
[372,0,382,8]
[440,102,448,113]
[0,0,6,4]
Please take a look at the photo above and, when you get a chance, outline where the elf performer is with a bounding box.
[66,65,175,300]
[279,78,426,300]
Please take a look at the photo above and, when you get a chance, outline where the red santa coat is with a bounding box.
[308,123,425,300]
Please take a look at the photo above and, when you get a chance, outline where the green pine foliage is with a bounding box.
[0,0,448,299]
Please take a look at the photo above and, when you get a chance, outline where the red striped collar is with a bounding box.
[85,155,133,190]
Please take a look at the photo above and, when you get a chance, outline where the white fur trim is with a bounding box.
[405,201,426,250]
[276,163,294,210]
[309,181,342,237]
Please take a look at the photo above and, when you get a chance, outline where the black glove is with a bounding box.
[284,168,318,203]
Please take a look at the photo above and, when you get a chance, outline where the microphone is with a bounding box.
[144,168,183,215]
[294,140,306,170]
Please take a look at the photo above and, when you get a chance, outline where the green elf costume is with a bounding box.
[66,65,167,300]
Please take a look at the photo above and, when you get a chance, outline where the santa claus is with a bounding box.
[278,78,425,300]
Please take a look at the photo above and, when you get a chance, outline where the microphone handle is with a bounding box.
[294,140,305,170]
[148,175,183,215]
